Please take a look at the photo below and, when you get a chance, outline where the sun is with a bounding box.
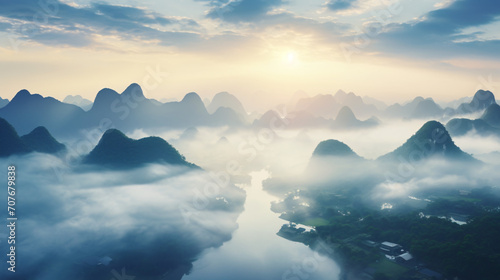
[285,51,296,64]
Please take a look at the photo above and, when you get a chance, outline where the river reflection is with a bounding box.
[184,170,340,280]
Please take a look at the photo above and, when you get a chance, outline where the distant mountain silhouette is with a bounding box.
[179,127,199,140]
[385,97,443,119]
[312,139,361,158]
[87,84,212,130]
[480,103,500,127]
[335,106,358,126]
[385,97,423,118]
[333,90,379,119]
[20,126,66,154]
[456,90,496,114]
[210,107,245,126]
[84,129,197,169]
[380,121,475,162]
[288,111,330,128]
[446,103,500,136]
[294,91,379,119]
[252,109,329,129]
[438,96,472,110]
[0,84,248,139]
[0,118,66,157]
[253,106,377,130]
[286,90,309,111]
[207,92,247,120]
[0,89,86,136]
[295,94,339,119]
[63,95,93,111]
[301,138,375,190]
[0,97,8,108]
[252,110,283,127]
[86,83,153,129]
[0,117,30,157]
[446,118,499,137]
[410,98,443,119]
[89,88,121,113]
[162,92,210,126]
[362,96,387,111]
[332,106,379,129]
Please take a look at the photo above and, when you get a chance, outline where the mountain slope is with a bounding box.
[84,129,196,169]
[207,92,247,118]
[446,103,500,136]
[333,90,379,119]
[210,107,245,126]
[312,139,361,158]
[385,97,443,119]
[0,117,31,157]
[332,106,378,129]
[480,103,500,127]
[411,98,443,118]
[385,97,424,118]
[456,90,496,114]
[63,95,93,111]
[0,89,86,136]
[20,126,66,154]
[380,121,475,162]
[0,97,8,108]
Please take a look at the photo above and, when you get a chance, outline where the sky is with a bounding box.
[0,0,499,109]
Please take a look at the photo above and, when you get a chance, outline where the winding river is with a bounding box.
[184,170,341,280]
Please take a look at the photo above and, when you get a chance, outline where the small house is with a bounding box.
[380,241,403,255]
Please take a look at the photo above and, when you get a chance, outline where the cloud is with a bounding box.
[205,0,286,22]
[418,0,500,35]
[326,0,359,11]
[0,0,203,48]
[0,153,245,279]
[369,0,500,60]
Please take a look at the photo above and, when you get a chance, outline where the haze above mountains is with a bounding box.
[0,84,497,140]
[0,83,498,173]
[1,82,500,280]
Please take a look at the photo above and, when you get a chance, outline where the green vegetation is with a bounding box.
[277,192,500,280]
[84,129,197,169]
[316,210,500,279]
[380,120,475,162]
[312,139,360,158]
[371,258,408,279]
[302,217,329,227]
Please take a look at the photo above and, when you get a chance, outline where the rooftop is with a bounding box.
[381,241,400,248]
[397,252,413,261]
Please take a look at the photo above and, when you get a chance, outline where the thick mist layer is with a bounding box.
[0,153,245,280]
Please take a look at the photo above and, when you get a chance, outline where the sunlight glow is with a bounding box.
[286,51,296,64]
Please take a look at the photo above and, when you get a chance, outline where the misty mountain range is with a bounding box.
[63,94,93,111]
[0,84,249,139]
[1,83,499,280]
[1,113,479,179]
[0,84,497,140]
[0,118,65,157]
[0,117,196,170]
[0,83,498,171]
[266,120,480,197]
[446,103,500,137]
[83,129,197,169]
[309,120,477,170]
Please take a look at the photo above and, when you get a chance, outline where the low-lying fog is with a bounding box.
[2,116,499,279]
[0,153,244,280]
